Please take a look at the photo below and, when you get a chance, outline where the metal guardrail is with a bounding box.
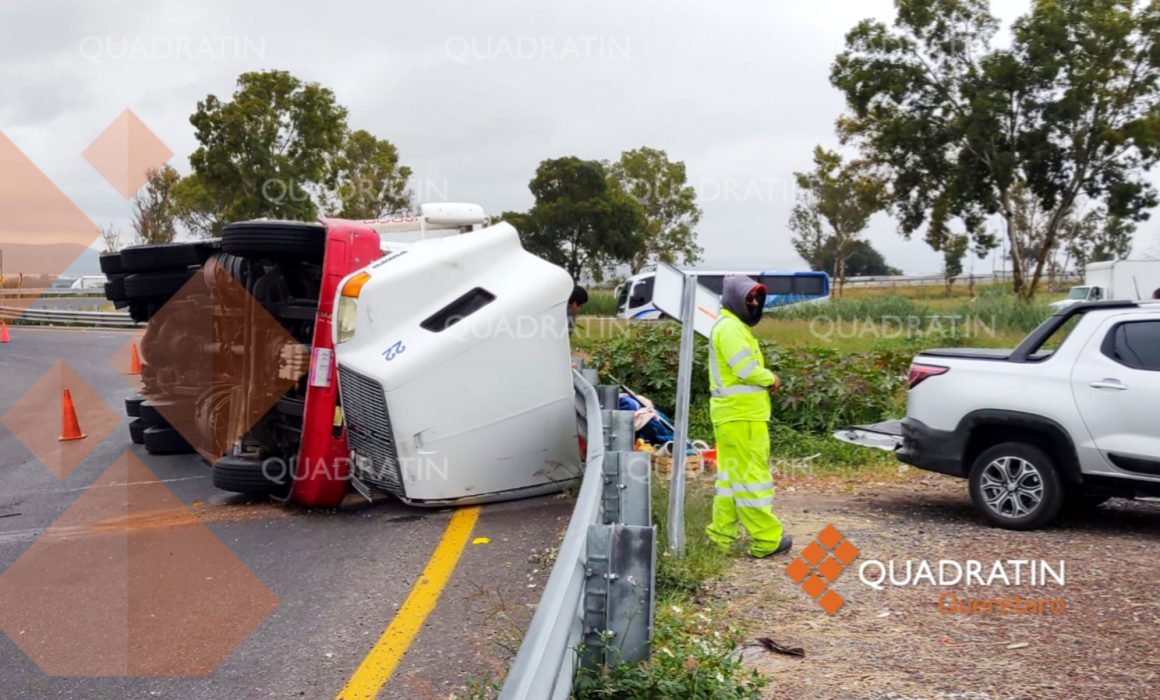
[0,288,105,297]
[0,305,138,328]
[842,271,1082,289]
[500,369,656,700]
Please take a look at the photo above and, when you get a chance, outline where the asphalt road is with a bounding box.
[0,327,572,699]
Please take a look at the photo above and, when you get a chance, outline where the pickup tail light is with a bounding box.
[908,363,949,389]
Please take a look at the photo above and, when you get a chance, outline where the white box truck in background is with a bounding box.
[1052,260,1160,309]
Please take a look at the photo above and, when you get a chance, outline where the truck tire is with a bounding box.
[104,275,127,302]
[121,241,213,273]
[138,400,173,428]
[968,442,1063,530]
[128,300,155,323]
[99,252,123,275]
[212,454,291,497]
[124,269,197,300]
[143,426,194,455]
[222,222,326,264]
[125,394,144,418]
[128,418,146,445]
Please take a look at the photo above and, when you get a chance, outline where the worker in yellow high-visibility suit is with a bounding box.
[705,276,792,558]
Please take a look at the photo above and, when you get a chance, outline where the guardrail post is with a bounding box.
[596,384,619,410]
[605,410,634,452]
[583,523,655,667]
[602,451,651,529]
[579,368,599,386]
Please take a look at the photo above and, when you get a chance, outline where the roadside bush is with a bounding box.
[579,323,908,435]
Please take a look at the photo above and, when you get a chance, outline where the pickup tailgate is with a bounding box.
[833,419,904,452]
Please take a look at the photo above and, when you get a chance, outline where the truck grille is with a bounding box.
[337,366,404,497]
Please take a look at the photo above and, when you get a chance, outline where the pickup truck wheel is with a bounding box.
[969,442,1063,530]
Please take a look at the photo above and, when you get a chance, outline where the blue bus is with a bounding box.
[614,269,831,320]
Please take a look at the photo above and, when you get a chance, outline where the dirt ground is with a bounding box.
[712,470,1160,700]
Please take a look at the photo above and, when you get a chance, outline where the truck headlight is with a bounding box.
[337,296,358,344]
[337,271,371,344]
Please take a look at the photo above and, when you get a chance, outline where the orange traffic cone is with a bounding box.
[58,388,87,442]
[0,322,9,344]
[128,343,142,374]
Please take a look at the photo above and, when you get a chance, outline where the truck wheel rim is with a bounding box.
[980,457,1044,518]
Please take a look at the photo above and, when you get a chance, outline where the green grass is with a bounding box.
[583,290,621,317]
[653,479,731,597]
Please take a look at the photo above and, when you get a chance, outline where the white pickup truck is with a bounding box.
[838,300,1160,530]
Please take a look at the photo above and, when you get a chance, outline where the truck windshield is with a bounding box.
[616,283,629,311]
[1067,287,1090,300]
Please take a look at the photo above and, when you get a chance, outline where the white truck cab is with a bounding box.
[332,219,580,505]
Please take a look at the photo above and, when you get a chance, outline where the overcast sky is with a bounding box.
[2,0,1158,276]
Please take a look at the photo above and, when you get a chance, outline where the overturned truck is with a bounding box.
[103,204,581,507]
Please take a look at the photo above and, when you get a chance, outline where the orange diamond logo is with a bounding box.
[82,109,173,199]
[785,525,858,615]
[1,360,120,479]
[0,131,101,312]
[0,451,279,675]
[136,259,308,463]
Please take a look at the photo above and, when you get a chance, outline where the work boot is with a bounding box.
[750,535,793,559]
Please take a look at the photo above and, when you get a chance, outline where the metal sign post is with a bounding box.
[666,273,698,557]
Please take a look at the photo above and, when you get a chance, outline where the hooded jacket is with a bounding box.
[708,276,778,424]
[721,275,766,327]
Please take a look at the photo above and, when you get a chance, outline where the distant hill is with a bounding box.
[1,244,101,278]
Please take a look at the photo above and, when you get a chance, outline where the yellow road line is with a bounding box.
[336,506,480,699]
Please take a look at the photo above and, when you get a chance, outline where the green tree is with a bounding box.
[327,129,413,219]
[832,0,1160,301]
[606,147,703,273]
[925,195,992,292]
[131,165,181,245]
[172,173,229,238]
[188,70,348,224]
[816,238,902,277]
[1065,208,1136,275]
[516,157,645,282]
[788,146,886,295]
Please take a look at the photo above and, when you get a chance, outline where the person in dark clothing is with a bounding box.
[568,285,588,335]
